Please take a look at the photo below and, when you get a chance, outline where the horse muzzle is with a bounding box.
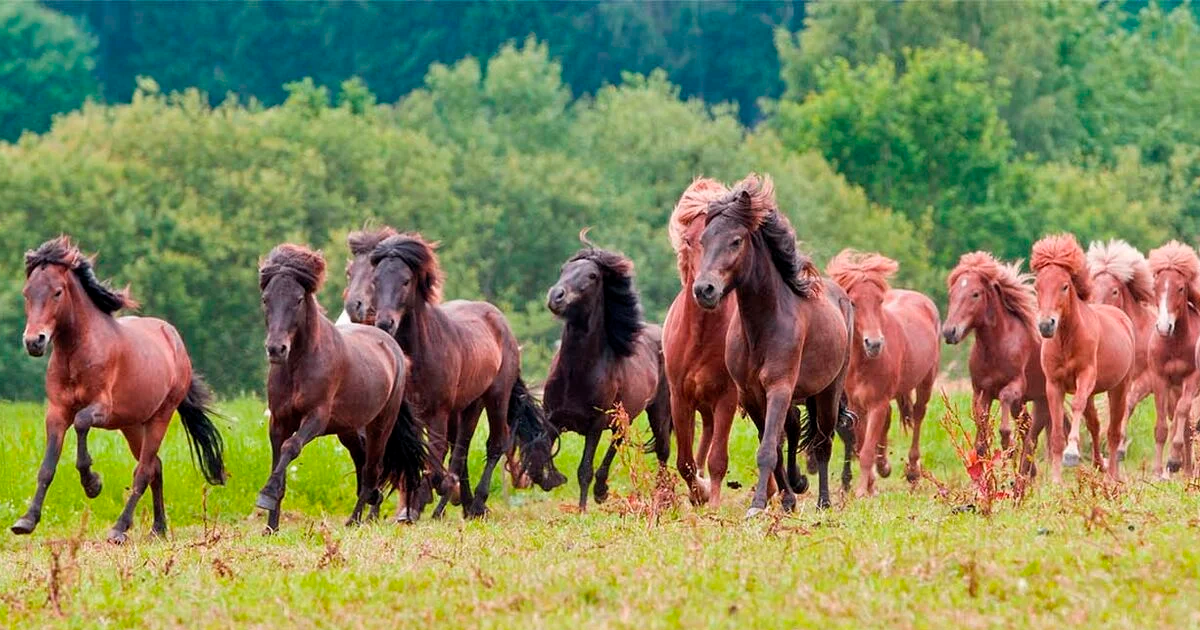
[266,342,290,364]
[691,279,723,310]
[1037,317,1058,339]
[1156,318,1176,338]
[345,299,368,323]
[23,332,49,357]
[941,324,964,345]
[862,337,884,358]
[546,286,573,316]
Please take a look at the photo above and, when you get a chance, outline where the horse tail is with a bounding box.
[178,373,227,486]
[508,377,552,454]
[382,399,429,505]
[837,394,857,453]
[642,351,674,455]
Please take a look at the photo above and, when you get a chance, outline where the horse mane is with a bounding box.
[1031,234,1091,301]
[706,173,822,299]
[24,236,138,314]
[347,225,398,256]
[568,242,644,358]
[949,251,1037,330]
[259,243,327,294]
[827,249,899,294]
[1149,241,1200,307]
[1087,239,1153,305]
[669,177,729,281]
[370,233,443,304]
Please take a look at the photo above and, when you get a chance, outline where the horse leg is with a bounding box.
[997,381,1024,453]
[1152,380,1172,478]
[1168,378,1199,474]
[1122,372,1152,459]
[1105,385,1129,481]
[256,411,329,515]
[878,401,899,479]
[108,416,170,544]
[1064,368,1097,469]
[1044,381,1068,483]
[73,403,109,499]
[1020,400,1049,482]
[449,405,482,519]
[705,396,737,507]
[119,427,166,537]
[784,406,807,495]
[972,390,993,457]
[339,431,371,526]
[577,429,602,512]
[349,417,392,527]
[748,388,793,516]
[470,394,510,518]
[856,404,887,498]
[671,392,703,504]
[1082,398,1103,470]
[906,374,934,484]
[424,411,456,520]
[593,432,623,505]
[836,401,856,493]
[11,409,69,535]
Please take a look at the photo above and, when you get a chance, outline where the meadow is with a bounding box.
[1,393,1199,628]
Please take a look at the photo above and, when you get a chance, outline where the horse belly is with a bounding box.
[108,320,183,425]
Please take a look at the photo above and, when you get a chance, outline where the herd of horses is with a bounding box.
[12,173,1200,542]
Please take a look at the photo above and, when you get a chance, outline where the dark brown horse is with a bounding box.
[255,244,426,531]
[14,236,226,542]
[1147,242,1200,477]
[943,251,1049,475]
[544,236,673,512]
[371,234,564,519]
[692,174,852,512]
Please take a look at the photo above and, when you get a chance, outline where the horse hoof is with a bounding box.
[817,497,831,510]
[10,517,37,536]
[107,530,128,545]
[877,461,892,479]
[465,506,489,520]
[255,493,279,512]
[151,525,168,539]
[1167,460,1182,474]
[594,484,610,505]
[83,474,103,499]
[1063,449,1081,469]
[745,506,765,519]
[792,474,809,495]
[905,466,921,484]
[1116,449,1127,462]
[395,508,419,524]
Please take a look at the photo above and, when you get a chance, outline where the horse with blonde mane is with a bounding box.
[829,251,940,497]
[1031,234,1135,482]
[1147,242,1200,477]
[1087,240,1156,459]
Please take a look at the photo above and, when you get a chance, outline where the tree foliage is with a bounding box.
[0,3,96,140]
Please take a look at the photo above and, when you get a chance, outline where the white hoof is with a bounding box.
[1063,444,1081,468]
[745,506,764,519]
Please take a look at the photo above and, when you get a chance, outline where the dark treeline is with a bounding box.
[1,1,1198,400]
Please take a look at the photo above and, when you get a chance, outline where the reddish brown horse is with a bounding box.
[1147,242,1200,477]
[14,236,226,542]
[255,244,426,531]
[544,237,673,511]
[1087,240,1156,459]
[943,252,1049,474]
[693,174,852,512]
[1031,234,1135,482]
[371,234,564,519]
[828,251,939,497]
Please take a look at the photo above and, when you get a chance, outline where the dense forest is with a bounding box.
[1,1,1198,399]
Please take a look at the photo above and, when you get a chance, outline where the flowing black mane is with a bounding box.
[370,234,444,304]
[568,247,644,358]
[24,236,137,314]
[347,225,398,257]
[259,244,327,294]
[706,174,821,300]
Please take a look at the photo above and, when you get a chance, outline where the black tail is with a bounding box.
[508,377,553,455]
[382,400,429,506]
[178,373,226,486]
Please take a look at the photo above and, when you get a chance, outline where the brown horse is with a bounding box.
[14,237,226,542]
[544,236,673,512]
[1147,242,1200,477]
[693,174,852,512]
[371,234,564,519]
[255,244,426,531]
[1031,234,1135,482]
[943,252,1049,474]
[1087,240,1156,459]
[828,251,940,497]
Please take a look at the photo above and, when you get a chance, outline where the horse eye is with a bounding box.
[971,291,979,299]
[730,237,742,249]
[588,272,598,281]
[53,288,63,298]
[402,278,411,287]
[1061,284,1069,292]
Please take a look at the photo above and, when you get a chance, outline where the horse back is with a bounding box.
[885,289,941,386]
[438,300,514,403]
[330,323,405,426]
[98,316,190,426]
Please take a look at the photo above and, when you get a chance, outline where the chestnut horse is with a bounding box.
[665,179,854,504]
[1031,234,1135,482]
[14,237,226,542]
[1147,242,1200,477]
[693,174,852,512]
[255,244,427,531]
[828,251,940,497]
[544,238,673,511]
[943,252,1049,474]
[1087,240,1156,459]
[371,234,565,520]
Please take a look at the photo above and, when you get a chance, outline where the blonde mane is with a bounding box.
[1031,233,1092,301]
[669,178,729,281]
[1087,239,1153,305]
[1149,241,1200,307]
[949,251,1037,330]
[827,249,899,294]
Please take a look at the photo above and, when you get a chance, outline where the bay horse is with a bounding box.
[1147,242,1200,477]
[14,236,226,543]
[255,244,427,531]
[544,237,672,512]
[665,179,854,505]
[371,234,565,520]
[943,252,1049,475]
[692,174,851,512]
[1086,240,1156,460]
[1031,233,1135,482]
[828,250,940,497]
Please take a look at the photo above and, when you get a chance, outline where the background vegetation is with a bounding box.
[1,1,1198,398]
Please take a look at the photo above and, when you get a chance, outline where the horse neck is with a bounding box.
[288,297,332,364]
[395,297,449,360]
[732,241,786,343]
[51,279,112,359]
[1056,292,1090,343]
[558,298,608,364]
[975,290,1035,352]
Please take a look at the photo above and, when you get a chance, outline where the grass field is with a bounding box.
[1,394,1199,629]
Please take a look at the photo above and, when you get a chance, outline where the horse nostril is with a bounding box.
[36,334,46,344]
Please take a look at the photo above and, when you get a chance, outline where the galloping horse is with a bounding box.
[1087,240,1156,459]
[14,236,226,542]
[943,252,1049,474]
[828,251,939,497]
[255,244,426,531]
[1147,242,1200,477]
[692,174,851,512]
[1031,234,1135,482]
[544,237,673,511]
[371,234,564,519]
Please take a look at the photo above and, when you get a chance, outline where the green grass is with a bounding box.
[1,395,1199,629]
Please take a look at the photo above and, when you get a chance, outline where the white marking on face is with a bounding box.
[960,278,968,288]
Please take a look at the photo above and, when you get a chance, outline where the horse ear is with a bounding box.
[737,189,752,206]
